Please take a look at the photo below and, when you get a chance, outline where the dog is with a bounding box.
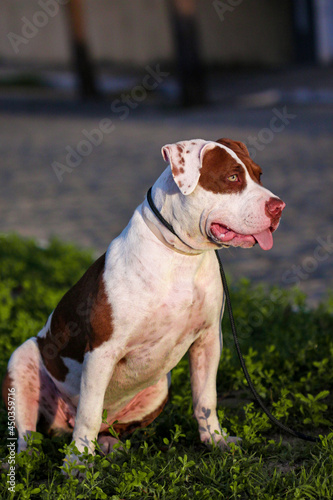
[2,138,285,467]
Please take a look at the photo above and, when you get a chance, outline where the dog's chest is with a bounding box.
[98,217,221,404]
[103,282,212,401]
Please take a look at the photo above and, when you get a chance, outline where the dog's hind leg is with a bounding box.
[3,338,45,452]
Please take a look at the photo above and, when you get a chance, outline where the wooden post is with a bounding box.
[66,0,99,98]
[168,0,206,106]
[291,0,316,63]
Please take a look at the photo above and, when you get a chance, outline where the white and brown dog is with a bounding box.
[3,138,285,465]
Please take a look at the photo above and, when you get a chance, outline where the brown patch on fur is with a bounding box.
[172,144,185,173]
[217,138,262,184]
[199,145,247,194]
[2,371,14,411]
[108,394,169,437]
[172,165,180,177]
[37,254,113,381]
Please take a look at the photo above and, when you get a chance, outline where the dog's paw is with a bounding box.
[97,435,122,455]
[226,435,242,446]
[61,453,93,480]
[1,460,10,471]
[202,433,242,450]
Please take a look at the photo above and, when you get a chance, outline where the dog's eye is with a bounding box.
[228,174,238,182]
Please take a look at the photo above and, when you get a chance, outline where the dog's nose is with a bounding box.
[266,197,285,219]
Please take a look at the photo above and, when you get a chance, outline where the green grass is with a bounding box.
[0,234,332,499]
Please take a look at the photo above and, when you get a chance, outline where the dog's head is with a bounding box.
[161,138,285,251]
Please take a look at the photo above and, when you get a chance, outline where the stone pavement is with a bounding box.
[0,66,333,305]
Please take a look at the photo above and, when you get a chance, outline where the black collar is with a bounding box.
[146,187,205,255]
[146,187,179,238]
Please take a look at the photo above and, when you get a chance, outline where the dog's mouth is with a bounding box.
[209,223,274,250]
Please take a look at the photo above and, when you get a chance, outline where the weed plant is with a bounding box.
[0,235,332,499]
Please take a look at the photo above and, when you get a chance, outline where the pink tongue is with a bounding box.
[253,229,273,250]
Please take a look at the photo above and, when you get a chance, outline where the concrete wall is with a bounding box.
[0,0,293,67]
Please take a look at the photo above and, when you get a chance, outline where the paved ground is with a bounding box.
[1,65,333,305]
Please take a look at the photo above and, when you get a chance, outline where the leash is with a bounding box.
[147,187,320,443]
[215,251,319,443]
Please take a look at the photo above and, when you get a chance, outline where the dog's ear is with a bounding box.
[216,138,249,156]
[161,139,215,195]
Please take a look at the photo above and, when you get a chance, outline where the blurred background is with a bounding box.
[0,0,333,304]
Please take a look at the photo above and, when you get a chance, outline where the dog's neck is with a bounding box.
[141,183,204,256]
[142,207,202,256]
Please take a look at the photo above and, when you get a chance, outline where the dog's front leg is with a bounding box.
[65,348,118,468]
[189,328,238,449]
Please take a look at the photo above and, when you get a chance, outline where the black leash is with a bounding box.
[215,251,319,443]
[147,187,320,443]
